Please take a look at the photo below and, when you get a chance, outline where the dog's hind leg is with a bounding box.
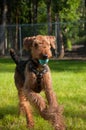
[18,89,34,128]
[15,70,34,128]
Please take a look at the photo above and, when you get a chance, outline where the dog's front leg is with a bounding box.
[24,80,47,113]
[43,72,58,109]
[43,72,65,130]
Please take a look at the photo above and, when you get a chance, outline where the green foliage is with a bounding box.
[60,0,81,21]
[0,59,86,130]
[2,0,82,24]
[66,39,72,51]
[52,0,82,48]
[0,0,85,49]
[13,0,29,24]
[38,1,47,23]
[52,0,81,21]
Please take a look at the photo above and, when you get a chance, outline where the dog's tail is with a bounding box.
[10,49,20,65]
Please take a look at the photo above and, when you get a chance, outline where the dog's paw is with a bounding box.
[48,105,64,114]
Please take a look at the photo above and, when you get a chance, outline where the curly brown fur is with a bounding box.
[10,35,65,130]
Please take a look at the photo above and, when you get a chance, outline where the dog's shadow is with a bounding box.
[0,105,18,119]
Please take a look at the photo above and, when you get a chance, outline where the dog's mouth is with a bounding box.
[39,59,49,65]
[38,54,49,65]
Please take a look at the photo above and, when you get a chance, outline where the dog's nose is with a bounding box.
[42,54,48,59]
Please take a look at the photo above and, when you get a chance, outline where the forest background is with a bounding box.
[0,0,86,57]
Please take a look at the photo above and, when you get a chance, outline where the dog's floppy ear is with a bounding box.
[49,36,56,49]
[45,36,56,49]
[47,36,56,56]
[23,36,35,50]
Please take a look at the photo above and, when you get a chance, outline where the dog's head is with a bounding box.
[23,35,56,64]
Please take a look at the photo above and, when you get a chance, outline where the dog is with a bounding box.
[10,35,65,130]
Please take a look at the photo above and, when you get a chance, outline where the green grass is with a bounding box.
[0,58,86,130]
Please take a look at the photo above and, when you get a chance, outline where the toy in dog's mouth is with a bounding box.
[39,59,49,65]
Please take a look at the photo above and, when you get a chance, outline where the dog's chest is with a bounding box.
[27,61,48,93]
[29,72,44,93]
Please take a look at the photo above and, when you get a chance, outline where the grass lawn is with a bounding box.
[0,58,86,130]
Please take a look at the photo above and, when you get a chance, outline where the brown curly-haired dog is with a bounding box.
[10,35,65,130]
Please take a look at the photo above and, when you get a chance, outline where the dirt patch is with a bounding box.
[64,44,86,60]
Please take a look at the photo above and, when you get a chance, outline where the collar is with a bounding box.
[28,59,48,78]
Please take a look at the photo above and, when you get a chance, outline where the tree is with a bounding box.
[32,0,39,24]
[52,0,66,58]
[0,0,84,55]
[45,0,52,35]
[0,0,7,55]
[52,0,81,54]
[7,0,29,50]
[28,0,32,23]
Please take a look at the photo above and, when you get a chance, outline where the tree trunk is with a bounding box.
[55,15,64,58]
[15,7,19,50]
[84,0,86,33]
[6,1,13,51]
[46,0,52,35]
[0,0,7,55]
[28,0,32,23]
[32,0,38,24]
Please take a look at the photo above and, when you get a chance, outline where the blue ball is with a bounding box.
[39,59,49,65]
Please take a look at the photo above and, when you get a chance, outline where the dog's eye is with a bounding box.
[34,43,38,48]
